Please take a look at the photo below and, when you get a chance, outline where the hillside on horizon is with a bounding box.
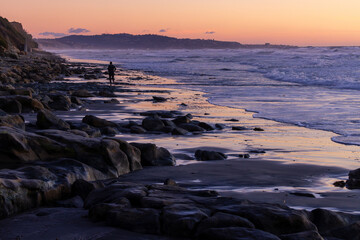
[36,33,243,50]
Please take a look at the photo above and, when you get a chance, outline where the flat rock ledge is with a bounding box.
[83,180,360,240]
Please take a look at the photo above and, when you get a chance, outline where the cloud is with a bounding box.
[68,28,90,34]
[205,31,216,34]
[159,29,167,33]
[39,32,67,37]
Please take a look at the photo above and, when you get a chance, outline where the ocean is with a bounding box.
[53,47,360,147]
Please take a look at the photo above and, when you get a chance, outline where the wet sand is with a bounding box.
[32,65,360,212]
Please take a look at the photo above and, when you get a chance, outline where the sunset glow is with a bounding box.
[1,0,360,46]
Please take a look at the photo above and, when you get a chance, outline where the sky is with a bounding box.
[1,0,360,46]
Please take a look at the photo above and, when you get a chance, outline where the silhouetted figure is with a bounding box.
[107,62,116,85]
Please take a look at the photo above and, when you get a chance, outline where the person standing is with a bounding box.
[107,61,116,85]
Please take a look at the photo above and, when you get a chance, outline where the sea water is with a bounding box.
[52,47,360,146]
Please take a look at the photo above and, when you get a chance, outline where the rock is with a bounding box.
[107,138,142,171]
[100,139,130,176]
[140,110,175,118]
[215,123,226,130]
[164,178,177,186]
[10,88,32,97]
[232,126,247,131]
[68,129,89,138]
[36,109,70,130]
[171,127,189,135]
[179,123,205,132]
[172,115,191,125]
[162,119,177,128]
[82,115,118,128]
[8,96,44,112]
[195,150,227,161]
[196,212,255,236]
[333,180,346,188]
[173,153,194,160]
[130,143,176,166]
[130,125,147,134]
[0,99,22,113]
[104,98,120,104]
[225,119,239,122]
[84,183,147,209]
[55,196,84,208]
[215,203,317,235]
[239,154,250,158]
[71,179,102,201]
[152,96,167,102]
[289,192,315,198]
[89,201,131,220]
[162,204,208,237]
[107,208,161,234]
[100,126,118,136]
[310,208,350,233]
[142,116,165,131]
[0,114,25,129]
[198,122,214,131]
[346,168,360,189]
[328,221,360,240]
[70,96,83,105]
[198,227,281,240]
[72,89,95,98]
[48,94,71,111]
[280,230,324,240]
[254,127,264,131]
[98,90,116,97]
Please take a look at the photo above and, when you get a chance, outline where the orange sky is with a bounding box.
[1,0,360,46]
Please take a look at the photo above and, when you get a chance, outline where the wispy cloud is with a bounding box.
[205,31,216,34]
[68,28,90,34]
[39,32,67,37]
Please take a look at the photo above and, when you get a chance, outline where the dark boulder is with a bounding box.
[130,143,176,166]
[72,89,95,98]
[179,123,205,132]
[142,116,165,131]
[195,150,227,161]
[36,109,70,130]
[82,115,118,128]
[346,168,360,189]
[198,227,281,240]
[48,94,71,111]
[280,230,324,240]
[0,114,25,129]
[171,127,189,135]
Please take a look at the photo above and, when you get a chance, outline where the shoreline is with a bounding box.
[1,53,360,239]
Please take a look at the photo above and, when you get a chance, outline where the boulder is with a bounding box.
[280,230,324,240]
[130,125,147,134]
[72,89,95,98]
[10,88,32,97]
[172,115,191,125]
[198,227,281,240]
[171,127,189,135]
[10,96,44,112]
[198,122,214,131]
[0,114,25,129]
[48,94,71,111]
[310,208,350,233]
[71,179,97,200]
[142,116,165,131]
[196,212,255,236]
[0,99,22,113]
[328,221,360,240]
[346,168,360,189]
[99,90,116,97]
[162,204,208,237]
[179,123,205,132]
[108,138,142,171]
[215,123,226,130]
[195,150,227,161]
[130,143,176,166]
[82,115,118,128]
[100,126,118,136]
[70,96,83,105]
[152,96,167,102]
[36,109,70,130]
[89,202,131,220]
[107,208,161,234]
[232,126,248,131]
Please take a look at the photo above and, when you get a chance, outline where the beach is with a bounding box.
[0,56,359,240]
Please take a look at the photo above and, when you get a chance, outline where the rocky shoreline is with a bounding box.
[0,52,360,239]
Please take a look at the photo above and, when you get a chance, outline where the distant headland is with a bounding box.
[36,33,295,50]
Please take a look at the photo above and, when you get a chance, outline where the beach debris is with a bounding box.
[195,149,227,161]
